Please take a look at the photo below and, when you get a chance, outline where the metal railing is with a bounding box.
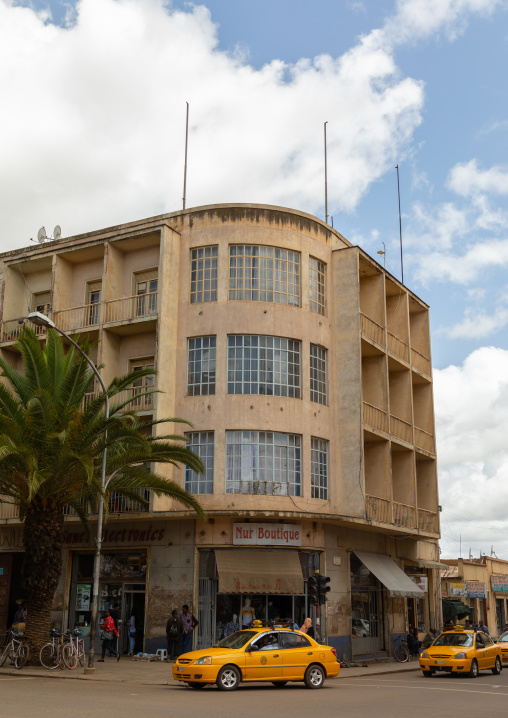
[363,402,388,433]
[360,314,385,346]
[0,498,19,520]
[1,316,48,342]
[52,303,102,332]
[393,501,416,528]
[226,480,294,496]
[104,293,158,324]
[387,332,409,362]
[418,508,439,533]
[64,489,151,516]
[414,426,435,454]
[390,414,413,443]
[365,494,391,523]
[411,347,431,375]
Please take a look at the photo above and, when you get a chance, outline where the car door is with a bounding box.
[475,633,488,669]
[279,631,313,679]
[480,633,496,668]
[244,633,283,681]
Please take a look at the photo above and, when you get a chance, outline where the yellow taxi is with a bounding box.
[419,625,502,678]
[497,631,508,664]
[172,624,340,690]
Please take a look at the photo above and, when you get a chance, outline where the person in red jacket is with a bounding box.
[98,609,119,662]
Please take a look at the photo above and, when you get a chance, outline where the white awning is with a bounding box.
[415,559,449,570]
[354,551,425,598]
[215,550,303,594]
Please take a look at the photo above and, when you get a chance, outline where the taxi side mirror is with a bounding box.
[246,644,259,652]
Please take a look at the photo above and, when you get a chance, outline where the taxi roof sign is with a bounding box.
[453,625,465,632]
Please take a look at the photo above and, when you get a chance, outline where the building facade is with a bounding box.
[0,204,441,657]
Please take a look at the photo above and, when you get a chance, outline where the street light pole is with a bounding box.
[27,312,108,673]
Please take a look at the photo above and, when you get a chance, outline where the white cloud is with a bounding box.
[435,347,508,556]
[445,304,508,339]
[448,159,508,197]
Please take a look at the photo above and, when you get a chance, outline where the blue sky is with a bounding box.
[1,0,508,559]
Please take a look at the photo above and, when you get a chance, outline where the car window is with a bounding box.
[279,632,311,649]
[478,632,492,646]
[251,633,280,651]
[475,634,485,647]
[216,631,256,649]
[433,633,474,647]
[498,633,508,643]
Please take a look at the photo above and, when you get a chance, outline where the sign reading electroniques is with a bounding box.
[233,523,303,546]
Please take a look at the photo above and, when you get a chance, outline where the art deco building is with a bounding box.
[0,204,441,658]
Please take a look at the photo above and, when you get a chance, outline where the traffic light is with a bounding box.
[317,574,331,604]
[307,576,318,605]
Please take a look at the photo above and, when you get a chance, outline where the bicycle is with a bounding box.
[39,629,68,670]
[393,633,410,662]
[62,628,86,669]
[0,630,29,669]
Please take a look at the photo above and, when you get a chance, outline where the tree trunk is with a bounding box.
[23,504,64,663]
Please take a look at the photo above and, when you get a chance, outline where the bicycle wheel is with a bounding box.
[62,643,78,670]
[15,644,29,669]
[0,643,12,668]
[393,641,409,663]
[40,644,59,670]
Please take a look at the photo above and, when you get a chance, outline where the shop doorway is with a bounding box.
[122,587,146,655]
[350,554,383,655]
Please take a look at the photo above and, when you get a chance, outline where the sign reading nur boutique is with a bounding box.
[233,523,303,546]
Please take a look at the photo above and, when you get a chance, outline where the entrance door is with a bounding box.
[0,554,12,633]
[350,554,383,654]
[123,589,145,655]
[198,578,217,649]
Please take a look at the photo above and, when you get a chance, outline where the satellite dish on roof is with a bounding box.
[37,227,47,243]
[53,225,62,240]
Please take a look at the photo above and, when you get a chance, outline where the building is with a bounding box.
[442,557,508,635]
[0,203,442,658]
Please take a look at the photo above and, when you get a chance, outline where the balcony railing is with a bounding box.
[411,347,431,376]
[363,402,388,433]
[365,494,391,523]
[52,303,101,332]
[360,314,385,347]
[1,316,49,342]
[104,293,158,324]
[64,489,151,516]
[393,501,416,528]
[414,426,435,454]
[387,332,409,362]
[0,498,19,520]
[118,386,156,412]
[418,508,439,533]
[390,414,412,444]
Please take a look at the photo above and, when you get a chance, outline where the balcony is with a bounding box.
[365,495,391,523]
[1,315,49,342]
[411,347,431,376]
[414,426,435,454]
[0,498,19,520]
[387,332,409,362]
[393,501,416,529]
[104,293,158,325]
[390,415,412,444]
[52,303,101,333]
[64,489,151,516]
[418,508,439,533]
[360,314,385,347]
[363,402,388,433]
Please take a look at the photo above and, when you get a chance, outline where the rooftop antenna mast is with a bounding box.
[182,102,189,210]
[395,164,403,284]
[324,121,328,225]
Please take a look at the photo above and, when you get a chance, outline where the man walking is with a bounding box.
[166,609,182,660]
[179,604,198,656]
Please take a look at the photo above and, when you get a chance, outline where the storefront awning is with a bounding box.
[215,550,304,594]
[415,560,449,570]
[354,551,425,598]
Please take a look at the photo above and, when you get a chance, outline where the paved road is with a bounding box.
[1,670,507,718]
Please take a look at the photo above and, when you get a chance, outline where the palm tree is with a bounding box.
[0,328,205,657]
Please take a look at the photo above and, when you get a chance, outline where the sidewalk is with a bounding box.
[0,656,421,685]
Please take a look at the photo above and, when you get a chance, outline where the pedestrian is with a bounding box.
[98,608,119,662]
[478,618,489,634]
[179,604,198,655]
[422,627,437,649]
[300,617,314,638]
[109,603,121,657]
[126,609,136,656]
[166,609,182,660]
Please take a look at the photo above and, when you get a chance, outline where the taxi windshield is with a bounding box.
[215,631,256,649]
[498,633,508,643]
[433,633,474,647]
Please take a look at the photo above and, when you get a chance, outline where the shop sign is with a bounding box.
[450,582,466,597]
[233,523,302,546]
[409,575,428,592]
[465,581,487,598]
[491,576,508,593]
[76,584,91,610]
[63,524,166,547]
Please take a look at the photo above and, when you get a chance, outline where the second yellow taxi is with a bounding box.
[172,626,340,690]
[419,625,502,677]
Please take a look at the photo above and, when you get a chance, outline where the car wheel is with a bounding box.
[422,670,433,677]
[469,659,479,678]
[187,682,205,689]
[216,665,241,691]
[304,663,325,689]
[492,656,502,675]
[272,681,288,687]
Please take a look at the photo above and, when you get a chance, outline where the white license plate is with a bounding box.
[437,660,445,665]
[177,666,185,672]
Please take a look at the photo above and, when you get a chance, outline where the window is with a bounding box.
[229,245,300,306]
[309,257,326,315]
[191,246,218,303]
[135,272,158,317]
[130,359,155,410]
[227,336,301,398]
[32,291,51,334]
[279,632,311,649]
[187,337,216,396]
[310,344,327,405]
[185,431,214,494]
[86,281,101,326]
[311,437,328,500]
[226,431,301,496]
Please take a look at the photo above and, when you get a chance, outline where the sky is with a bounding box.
[1,0,508,560]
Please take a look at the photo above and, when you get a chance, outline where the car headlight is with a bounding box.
[194,656,212,665]
[454,652,467,660]
[421,651,429,658]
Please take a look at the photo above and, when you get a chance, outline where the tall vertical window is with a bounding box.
[130,358,155,411]
[310,344,327,405]
[309,257,326,315]
[191,246,218,303]
[311,438,328,500]
[226,431,301,496]
[86,281,101,326]
[187,336,216,396]
[135,272,158,316]
[185,432,214,494]
[227,336,301,397]
[229,245,300,306]
[32,291,51,335]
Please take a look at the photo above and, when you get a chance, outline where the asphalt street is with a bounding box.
[1,670,507,718]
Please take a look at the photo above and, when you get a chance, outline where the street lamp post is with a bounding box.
[27,312,108,673]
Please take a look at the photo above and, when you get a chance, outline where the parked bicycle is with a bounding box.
[393,633,410,662]
[0,630,29,669]
[40,629,71,670]
[62,628,86,669]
